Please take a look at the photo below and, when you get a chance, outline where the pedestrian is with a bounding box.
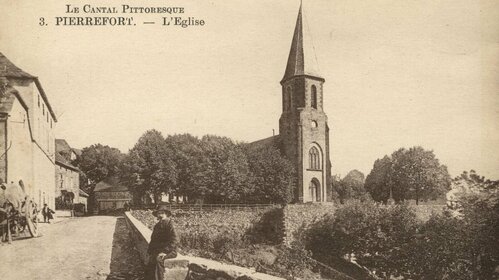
[146,204,177,280]
[42,204,55,223]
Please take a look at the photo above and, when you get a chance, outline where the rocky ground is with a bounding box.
[0,215,144,280]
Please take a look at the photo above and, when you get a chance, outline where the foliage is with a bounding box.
[73,143,124,185]
[246,208,284,245]
[364,156,392,203]
[244,143,296,204]
[365,146,451,205]
[332,170,367,203]
[120,130,296,205]
[200,135,253,203]
[164,134,210,202]
[303,172,499,279]
[407,171,499,279]
[303,200,419,279]
[131,209,320,280]
[121,130,177,203]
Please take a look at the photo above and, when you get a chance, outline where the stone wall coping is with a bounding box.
[124,211,284,280]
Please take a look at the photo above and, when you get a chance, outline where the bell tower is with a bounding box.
[279,3,331,203]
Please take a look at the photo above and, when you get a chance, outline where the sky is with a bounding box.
[0,0,498,179]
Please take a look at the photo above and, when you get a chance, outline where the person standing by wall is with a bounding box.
[146,204,177,280]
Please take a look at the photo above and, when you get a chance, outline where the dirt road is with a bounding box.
[0,216,144,280]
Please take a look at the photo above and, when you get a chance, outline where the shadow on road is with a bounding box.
[107,216,145,280]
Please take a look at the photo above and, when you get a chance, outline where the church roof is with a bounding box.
[246,135,281,150]
[282,3,322,83]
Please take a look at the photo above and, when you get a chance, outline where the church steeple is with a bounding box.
[282,2,322,83]
[278,1,331,203]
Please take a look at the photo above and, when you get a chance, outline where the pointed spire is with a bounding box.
[282,2,322,83]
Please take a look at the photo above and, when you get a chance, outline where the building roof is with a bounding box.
[72,148,82,157]
[55,139,72,153]
[0,52,58,121]
[0,52,34,79]
[94,177,129,193]
[247,135,281,150]
[282,3,322,83]
[79,189,89,197]
[55,152,79,171]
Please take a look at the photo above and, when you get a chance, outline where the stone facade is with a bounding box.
[278,5,332,203]
[94,177,133,212]
[55,139,84,209]
[0,53,57,209]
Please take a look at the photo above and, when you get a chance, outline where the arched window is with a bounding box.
[311,85,317,109]
[309,146,321,170]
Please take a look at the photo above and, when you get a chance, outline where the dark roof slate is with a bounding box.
[0,52,58,121]
[55,152,79,171]
[0,52,34,79]
[282,4,322,82]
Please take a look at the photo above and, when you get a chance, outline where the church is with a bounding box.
[251,3,332,203]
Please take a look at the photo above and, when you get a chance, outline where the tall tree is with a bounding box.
[366,146,451,205]
[365,156,393,204]
[164,134,210,202]
[332,170,367,203]
[391,147,451,204]
[73,143,123,185]
[122,130,177,203]
[244,143,296,204]
[201,135,252,203]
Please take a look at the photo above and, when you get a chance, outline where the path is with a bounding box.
[0,216,144,280]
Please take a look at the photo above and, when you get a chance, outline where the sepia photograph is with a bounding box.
[0,0,498,279]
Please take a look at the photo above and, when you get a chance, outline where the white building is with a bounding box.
[0,52,57,209]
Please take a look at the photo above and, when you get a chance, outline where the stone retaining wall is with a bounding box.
[124,212,284,280]
[283,203,336,245]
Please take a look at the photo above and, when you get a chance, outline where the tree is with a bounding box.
[121,130,177,204]
[303,200,419,279]
[164,134,210,202]
[365,156,392,204]
[365,146,451,205]
[73,143,124,185]
[331,170,367,203]
[200,135,252,203]
[408,185,499,280]
[244,143,296,204]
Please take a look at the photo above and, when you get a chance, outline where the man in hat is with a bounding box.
[146,204,177,280]
[42,203,55,223]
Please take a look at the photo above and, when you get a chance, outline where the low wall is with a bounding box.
[283,203,336,245]
[124,212,284,280]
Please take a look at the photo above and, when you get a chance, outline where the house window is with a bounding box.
[311,85,317,109]
[42,104,45,115]
[38,95,40,107]
[309,146,321,170]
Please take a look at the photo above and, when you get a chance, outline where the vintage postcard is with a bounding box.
[0,1,498,279]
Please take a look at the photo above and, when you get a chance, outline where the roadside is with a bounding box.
[0,215,144,280]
